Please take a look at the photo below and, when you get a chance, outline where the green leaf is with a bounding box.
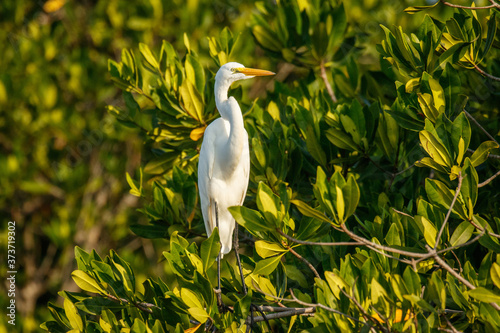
[229,206,273,232]
[256,182,279,221]
[419,129,452,168]
[469,287,500,303]
[491,263,500,290]
[343,174,360,219]
[326,128,360,151]
[404,2,439,14]
[290,200,331,224]
[255,240,286,259]
[425,178,468,220]
[71,270,106,294]
[449,221,474,247]
[470,141,499,167]
[415,215,438,247]
[179,79,204,122]
[63,298,83,331]
[185,54,205,94]
[253,254,283,275]
[285,264,308,288]
[139,43,159,70]
[187,307,210,323]
[181,288,203,309]
[200,228,220,273]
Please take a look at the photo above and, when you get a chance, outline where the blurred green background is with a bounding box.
[0,0,476,331]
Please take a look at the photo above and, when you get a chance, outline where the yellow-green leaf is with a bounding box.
[255,240,286,259]
[64,298,83,331]
[71,270,106,294]
[491,263,500,290]
[179,80,204,122]
[290,199,332,224]
[187,307,209,323]
[181,288,203,309]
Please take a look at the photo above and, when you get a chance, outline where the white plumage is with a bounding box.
[198,62,274,256]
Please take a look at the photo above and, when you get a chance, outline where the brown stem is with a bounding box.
[472,62,500,82]
[320,60,338,103]
[431,249,500,311]
[277,229,362,247]
[464,110,499,145]
[434,172,463,250]
[478,169,500,188]
[287,246,321,279]
[440,0,498,9]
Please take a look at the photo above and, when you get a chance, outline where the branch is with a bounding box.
[245,307,315,324]
[277,229,362,247]
[288,289,366,325]
[105,294,159,314]
[468,219,500,239]
[339,223,427,258]
[478,169,500,188]
[440,0,498,9]
[429,248,500,311]
[473,62,500,82]
[467,148,500,160]
[464,110,499,145]
[434,172,463,250]
[320,60,338,103]
[287,245,321,279]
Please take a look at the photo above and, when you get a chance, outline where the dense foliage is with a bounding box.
[2,0,500,332]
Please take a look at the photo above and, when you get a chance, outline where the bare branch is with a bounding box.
[287,245,321,279]
[473,62,500,82]
[430,249,500,311]
[468,219,500,239]
[434,172,464,250]
[478,169,500,188]
[105,294,159,313]
[466,148,500,159]
[464,110,499,145]
[277,229,362,247]
[440,0,498,9]
[245,307,315,324]
[339,223,427,258]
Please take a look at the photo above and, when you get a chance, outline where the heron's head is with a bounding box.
[215,62,275,85]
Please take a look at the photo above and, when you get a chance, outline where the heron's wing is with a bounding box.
[198,119,222,235]
[238,132,251,206]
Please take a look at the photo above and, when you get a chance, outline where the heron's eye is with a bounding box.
[230,68,236,73]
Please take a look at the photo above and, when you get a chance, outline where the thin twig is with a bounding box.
[478,169,500,188]
[440,0,498,9]
[472,62,500,82]
[320,60,338,103]
[466,148,500,159]
[106,294,159,313]
[340,283,382,333]
[434,172,464,250]
[464,110,499,145]
[339,223,427,258]
[288,289,365,324]
[468,219,500,239]
[245,308,315,324]
[430,249,500,311]
[277,229,362,247]
[287,246,321,279]
[391,208,414,219]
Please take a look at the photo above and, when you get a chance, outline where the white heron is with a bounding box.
[198,62,274,298]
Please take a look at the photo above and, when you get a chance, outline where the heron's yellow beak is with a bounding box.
[235,67,275,77]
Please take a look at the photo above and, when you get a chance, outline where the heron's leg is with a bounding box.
[214,201,225,313]
[233,222,247,295]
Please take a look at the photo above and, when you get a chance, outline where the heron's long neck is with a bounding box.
[215,79,245,175]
